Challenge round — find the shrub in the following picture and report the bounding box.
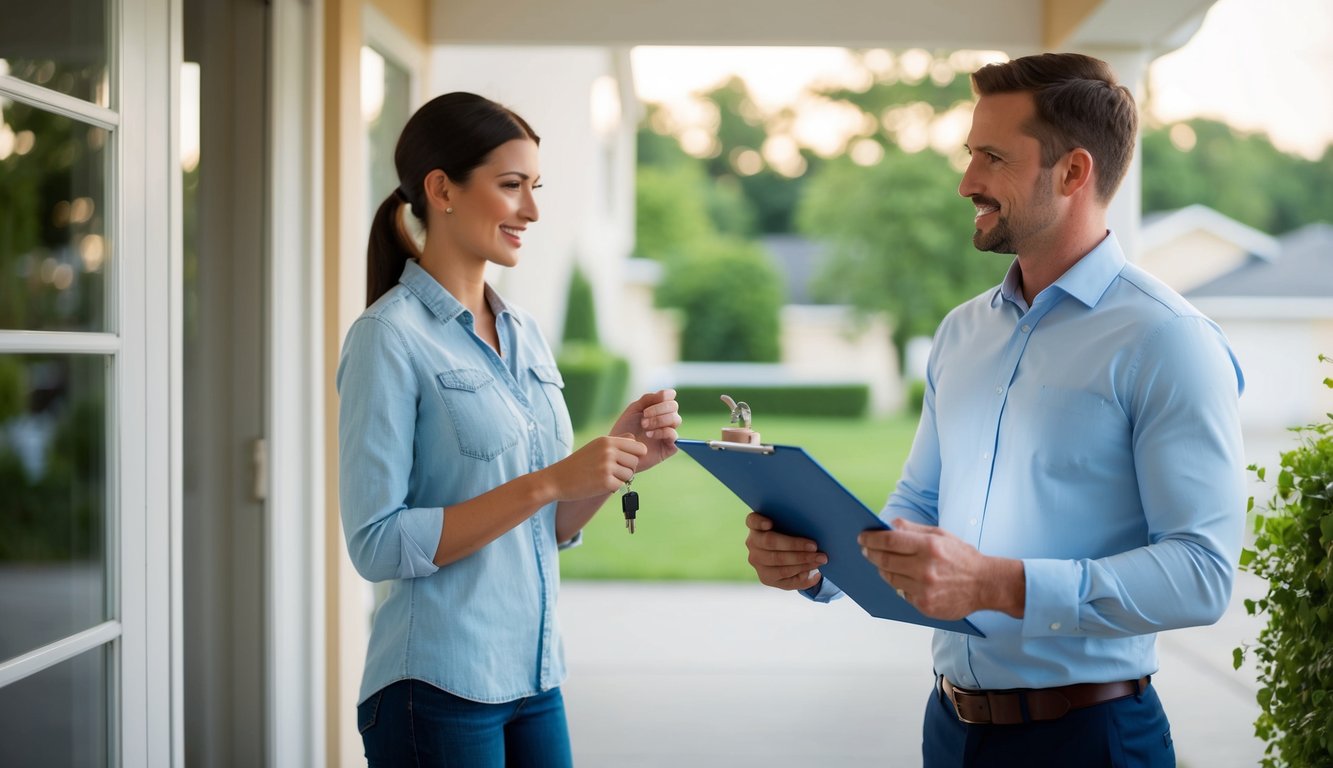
[674,384,869,419]
[557,342,614,432]
[1235,356,1333,767]
[655,238,783,363]
[561,265,599,344]
[556,263,629,431]
[907,379,927,414]
[595,353,630,423]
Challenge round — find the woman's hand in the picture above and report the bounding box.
[543,434,647,501]
[608,389,681,472]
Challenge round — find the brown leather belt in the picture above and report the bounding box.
[940,675,1149,725]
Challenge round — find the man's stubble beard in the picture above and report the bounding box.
[970,167,1056,255]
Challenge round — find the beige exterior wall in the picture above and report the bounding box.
[371,0,428,40]
[1044,0,1102,48]
[322,1,429,765]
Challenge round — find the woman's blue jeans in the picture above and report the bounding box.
[358,679,574,768]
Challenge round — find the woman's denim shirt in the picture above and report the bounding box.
[337,259,575,704]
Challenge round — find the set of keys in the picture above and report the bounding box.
[622,477,639,534]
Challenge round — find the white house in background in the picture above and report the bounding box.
[1138,207,1333,438]
[1139,204,1282,293]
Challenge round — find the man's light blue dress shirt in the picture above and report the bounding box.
[337,259,576,705]
[814,232,1245,689]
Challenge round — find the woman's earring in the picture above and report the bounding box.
[446,207,454,214]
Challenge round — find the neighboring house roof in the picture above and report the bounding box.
[1187,222,1333,298]
[1141,204,1281,263]
[761,234,828,305]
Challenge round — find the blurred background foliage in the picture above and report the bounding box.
[1,62,109,561]
[635,48,1333,367]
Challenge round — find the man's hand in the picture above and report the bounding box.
[858,518,1025,620]
[745,513,827,591]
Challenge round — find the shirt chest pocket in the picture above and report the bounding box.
[434,368,520,461]
[530,365,573,449]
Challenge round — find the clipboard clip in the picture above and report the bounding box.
[705,440,774,454]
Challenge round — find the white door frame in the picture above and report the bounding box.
[128,0,179,757]
[265,0,326,765]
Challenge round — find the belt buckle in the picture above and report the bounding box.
[944,681,993,725]
[944,679,1028,725]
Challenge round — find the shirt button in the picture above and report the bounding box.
[994,386,1003,395]
[1021,324,1031,333]
[528,422,536,432]
[981,451,990,460]
[1050,622,1062,631]
[969,518,978,526]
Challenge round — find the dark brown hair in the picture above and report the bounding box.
[971,53,1137,202]
[366,92,540,306]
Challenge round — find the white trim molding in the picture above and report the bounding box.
[266,0,326,765]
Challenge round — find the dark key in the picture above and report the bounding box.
[622,490,639,534]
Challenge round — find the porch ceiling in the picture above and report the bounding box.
[430,0,1216,54]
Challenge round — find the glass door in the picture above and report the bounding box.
[0,0,176,764]
[1,2,122,767]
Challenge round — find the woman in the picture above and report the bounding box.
[338,91,680,767]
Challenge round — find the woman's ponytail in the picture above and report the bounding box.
[365,191,419,307]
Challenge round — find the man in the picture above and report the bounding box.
[744,52,1244,767]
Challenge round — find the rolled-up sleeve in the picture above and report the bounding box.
[337,316,443,582]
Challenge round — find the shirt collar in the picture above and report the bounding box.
[398,259,522,326]
[990,230,1125,311]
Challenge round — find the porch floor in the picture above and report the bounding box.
[560,571,1267,767]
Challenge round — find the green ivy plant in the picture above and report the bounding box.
[1235,356,1333,767]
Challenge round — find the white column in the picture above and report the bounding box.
[1081,46,1150,262]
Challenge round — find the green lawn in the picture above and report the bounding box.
[559,413,922,581]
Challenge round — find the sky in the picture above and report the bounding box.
[631,0,1333,161]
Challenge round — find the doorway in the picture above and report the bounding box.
[182,0,269,764]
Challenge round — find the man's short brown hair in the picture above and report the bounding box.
[971,53,1137,202]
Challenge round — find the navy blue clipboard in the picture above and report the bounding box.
[678,438,983,636]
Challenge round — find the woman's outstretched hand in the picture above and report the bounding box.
[609,389,681,472]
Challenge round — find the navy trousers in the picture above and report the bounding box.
[923,680,1176,767]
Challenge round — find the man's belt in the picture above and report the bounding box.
[940,675,1149,725]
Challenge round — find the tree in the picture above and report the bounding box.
[796,147,1000,360]
[655,238,784,363]
[633,164,717,261]
[636,77,813,235]
[1141,118,1331,234]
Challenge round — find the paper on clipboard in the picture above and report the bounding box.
[678,438,983,636]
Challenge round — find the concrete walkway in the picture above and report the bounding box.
[559,571,1269,767]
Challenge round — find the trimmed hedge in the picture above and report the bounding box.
[673,384,870,419]
[907,379,927,413]
[557,342,629,432]
[562,266,598,344]
[595,353,630,423]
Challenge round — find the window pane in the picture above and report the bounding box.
[0,354,108,663]
[0,4,110,107]
[0,646,109,768]
[0,98,109,332]
[362,45,412,226]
